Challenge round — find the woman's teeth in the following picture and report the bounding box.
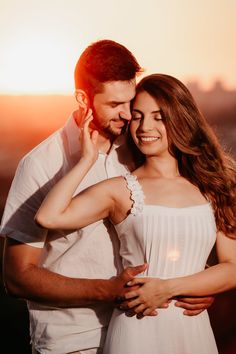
[139,137,160,142]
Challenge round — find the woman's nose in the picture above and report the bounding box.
[138,117,152,131]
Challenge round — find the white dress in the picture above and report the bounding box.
[103,173,218,354]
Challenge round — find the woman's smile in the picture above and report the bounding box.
[137,135,161,143]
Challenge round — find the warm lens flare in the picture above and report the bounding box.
[1,35,78,94]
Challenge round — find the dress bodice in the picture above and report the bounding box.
[114,173,217,278]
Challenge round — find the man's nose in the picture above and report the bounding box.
[119,107,132,121]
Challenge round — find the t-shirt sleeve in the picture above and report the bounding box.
[0,155,52,248]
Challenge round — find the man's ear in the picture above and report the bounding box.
[75,89,89,110]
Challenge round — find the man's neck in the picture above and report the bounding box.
[97,133,114,154]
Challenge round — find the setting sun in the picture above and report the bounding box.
[2,36,76,94]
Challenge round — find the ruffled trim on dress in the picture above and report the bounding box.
[123,173,145,216]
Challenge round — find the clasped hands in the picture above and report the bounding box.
[113,265,214,319]
[117,277,171,319]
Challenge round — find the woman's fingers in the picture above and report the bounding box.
[82,109,93,132]
[83,108,93,124]
[79,108,99,163]
[127,277,147,287]
[124,290,138,300]
[120,297,142,310]
[132,303,146,314]
[125,303,158,318]
[81,110,98,145]
[91,130,99,145]
[143,307,158,316]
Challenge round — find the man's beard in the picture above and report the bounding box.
[103,120,127,137]
[90,105,128,139]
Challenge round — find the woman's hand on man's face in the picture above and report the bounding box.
[80,109,99,164]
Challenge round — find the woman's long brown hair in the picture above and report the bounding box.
[129,74,236,237]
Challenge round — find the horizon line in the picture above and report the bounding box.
[0,78,236,96]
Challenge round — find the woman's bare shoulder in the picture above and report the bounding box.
[87,175,128,197]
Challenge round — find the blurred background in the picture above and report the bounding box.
[0,0,235,353]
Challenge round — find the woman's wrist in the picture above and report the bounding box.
[79,155,97,167]
[164,278,181,298]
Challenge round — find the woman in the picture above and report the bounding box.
[36,74,236,354]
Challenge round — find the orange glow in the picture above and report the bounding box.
[0,1,236,94]
[2,38,74,94]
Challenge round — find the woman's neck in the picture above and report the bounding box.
[142,155,180,179]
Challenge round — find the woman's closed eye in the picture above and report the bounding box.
[153,111,163,121]
[131,112,142,120]
[154,115,162,121]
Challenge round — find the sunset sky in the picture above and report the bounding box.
[0,0,236,94]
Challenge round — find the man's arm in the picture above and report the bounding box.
[3,237,147,307]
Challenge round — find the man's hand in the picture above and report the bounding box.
[174,296,215,316]
[109,264,148,303]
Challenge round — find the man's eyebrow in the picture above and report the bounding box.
[107,100,123,104]
[107,100,131,105]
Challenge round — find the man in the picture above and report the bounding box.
[1,40,213,354]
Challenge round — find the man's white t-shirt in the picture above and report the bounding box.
[0,113,134,354]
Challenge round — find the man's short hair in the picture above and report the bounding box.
[74,39,142,99]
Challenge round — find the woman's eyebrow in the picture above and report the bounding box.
[132,109,161,114]
[132,109,142,113]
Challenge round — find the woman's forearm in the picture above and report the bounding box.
[123,262,236,315]
[167,262,236,298]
